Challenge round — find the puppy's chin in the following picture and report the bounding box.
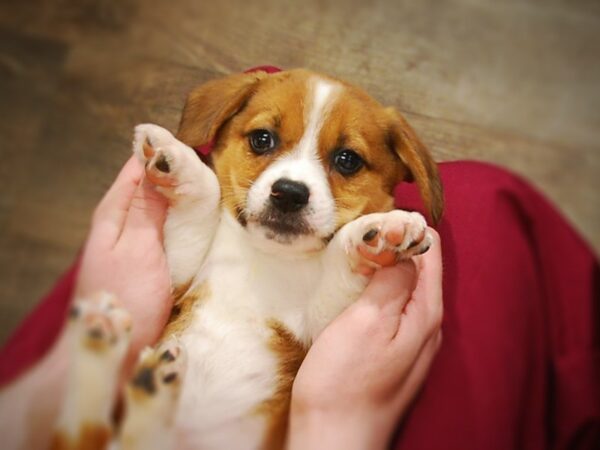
[245,211,328,257]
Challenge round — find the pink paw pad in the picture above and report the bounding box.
[350,211,431,276]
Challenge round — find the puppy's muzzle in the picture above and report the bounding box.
[270,179,310,213]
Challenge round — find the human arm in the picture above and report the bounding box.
[288,229,443,450]
[0,156,173,449]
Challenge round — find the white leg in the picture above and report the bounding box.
[132,124,221,288]
[306,210,431,341]
[52,292,132,450]
[119,339,186,450]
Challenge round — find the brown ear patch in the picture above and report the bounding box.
[176,71,268,149]
[255,319,307,450]
[386,108,444,224]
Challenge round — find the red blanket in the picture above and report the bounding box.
[0,163,597,448]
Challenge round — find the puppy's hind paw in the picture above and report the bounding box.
[68,291,132,356]
[121,338,186,450]
[128,338,187,402]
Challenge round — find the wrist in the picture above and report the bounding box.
[288,401,392,450]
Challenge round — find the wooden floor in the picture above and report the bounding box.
[0,0,598,343]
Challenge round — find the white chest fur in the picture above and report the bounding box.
[171,212,323,450]
[131,121,432,450]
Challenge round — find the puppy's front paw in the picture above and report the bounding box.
[132,123,201,196]
[343,210,431,275]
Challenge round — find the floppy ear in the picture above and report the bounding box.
[386,107,444,224]
[177,71,268,148]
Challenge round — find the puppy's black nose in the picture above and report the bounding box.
[270,179,310,213]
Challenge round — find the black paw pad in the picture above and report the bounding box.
[362,229,379,243]
[88,327,104,340]
[155,154,170,173]
[69,305,80,319]
[407,239,419,249]
[160,349,176,362]
[132,367,156,394]
[163,372,178,384]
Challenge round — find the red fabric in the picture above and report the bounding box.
[0,259,79,383]
[392,161,600,450]
[0,159,597,448]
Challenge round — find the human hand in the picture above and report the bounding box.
[75,156,172,364]
[289,229,443,450]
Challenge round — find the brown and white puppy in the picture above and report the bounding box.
[52,68,443,450]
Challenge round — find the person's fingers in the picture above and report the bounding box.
[91,156,145,245]
[355,261,418,340]
[360,261,417,311]
[391,329,442,413]
[392,230,443,353]
[118,176,168,244]
[413,228,443,320]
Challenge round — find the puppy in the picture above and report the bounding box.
[52,68,443,450]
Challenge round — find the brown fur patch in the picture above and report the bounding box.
[177,71,268,148]
[50,423,110,450]
[319,87,404,228]
[172,279,193,304]
[256,319,307,450]
[385,108,444,223]
[177,69,442,232]
[159,282,209,342]
[210,71,307,223]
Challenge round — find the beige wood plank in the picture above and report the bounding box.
[0,0,598,344]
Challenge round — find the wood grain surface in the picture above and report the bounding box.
[0,0,598,343]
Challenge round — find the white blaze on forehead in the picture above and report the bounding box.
[295,77,341,159]
[244,76,342,251]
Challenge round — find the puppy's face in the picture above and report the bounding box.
[178,69,442,255]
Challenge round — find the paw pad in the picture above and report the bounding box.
[129,339,186,399]
[69,292,131,353]
[154,153,171,173]
[348,211,431,275]
[132,124,184,188]
[362,228,379,244]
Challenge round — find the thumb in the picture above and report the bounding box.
[361,261,417,308]
[358,260,417,326]
[91,156,144,246]
[119,176,168,244]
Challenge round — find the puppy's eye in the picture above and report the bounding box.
[249,129,277,154]
[332,149,364,176]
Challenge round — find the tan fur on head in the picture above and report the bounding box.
[177,71,268,149]
[177,69,443,232]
